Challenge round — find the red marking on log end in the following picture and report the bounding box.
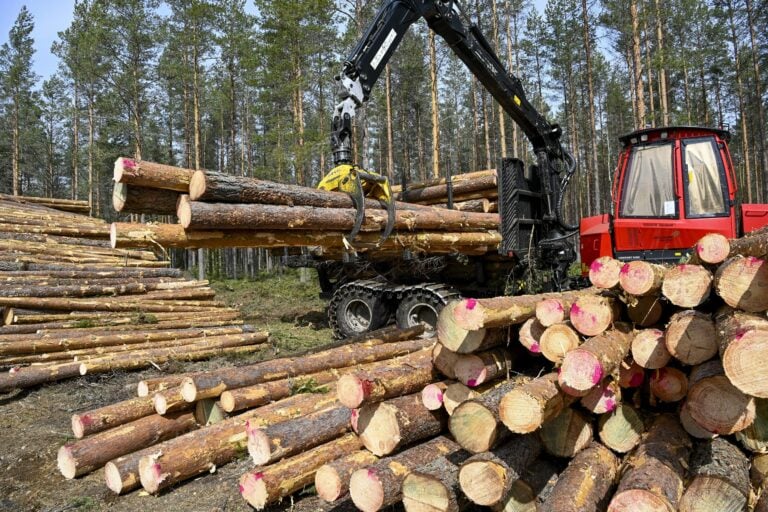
[123,158,136,169]
[620,263,630,275]
[254,472,264,480]
[465,298,478,310]
[747,256,763,267]
[360,379,374,398]
[350,409,359,431]
[467,379,477,387]
[435,391,443,402]
[629,372,644,387]
[238,484,245,493]
[79,415,94,427]
[555,302,564,313]
[530,343,541,353]
[605,399,616,412]
[734,329,748,341]
[367,468,377,478]
[592,366,603,384]
[590,260,603,273]
[9,366,20,375]
[696,243,704,254]
[678,264,688,271]
[570,303,582,316]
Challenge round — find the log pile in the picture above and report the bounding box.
[109,158,501,256]
[0,193,91,215]
[391,169,499,211]
[0,198,264,392]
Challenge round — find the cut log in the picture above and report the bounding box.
[589,256,624,289]
[490,458,559,512]
[180,337,432,402]
[247,406,351,465]
[58,411,196,479]
[432,343,460,379]
[680,401,717,439]
[499,373,570,434]
[716,308,768,398]
[349,436,462,512]
[650,367,688,402]
[558,324,632,397]
[664,310,717,365]
[112,182,179,215]
[0,361,82,393]
[618,358,646,388]
[239,433,362,510]
[626,295,664,327]
[631,328,671,369]
[539,407,593,458]
[569,295,619,337]
[539,323,581,364]
[580,378,620,414]
[137,375,188,397]
[153,387,188,415]
[735,398,768,452]
[113,157,194,192]
[357,392,447,456]
[315,449,379,503]
[436,301,509,354]
[458,435,541,507]
[71,393,186,438]
[686,360,756,434]
[398,173,497,202]
[619,261,666,296]
[392,169,496,193]
[598,403,644,453]
[678,438,749,512]
[661,264,713,307]
[401,450,473,512]
[714,256,768,312]
[433,198,491,213]
[449,379,522,453]
[690,232,730,264]
[540,442,619,512]
[421,381,449,411]
[447,294,541,332]
[535,297,573,327]
[453,347,512,387]
[517,317,544,354]
[442,382,479,415]
[607,414,691,512]
[336,349,436,408]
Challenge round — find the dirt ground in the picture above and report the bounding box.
[0,272,377,512]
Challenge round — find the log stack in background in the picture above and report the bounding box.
[109,158,502,257]
[0,197,265,392]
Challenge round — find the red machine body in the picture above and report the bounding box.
[580,126,768,270]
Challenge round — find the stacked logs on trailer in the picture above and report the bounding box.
[109,157,502,258]
[0,197,266,392]
[390,169,499,212]
[0,193,92,215]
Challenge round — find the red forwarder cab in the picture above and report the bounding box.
[580,126,768,270]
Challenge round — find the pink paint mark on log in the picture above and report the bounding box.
[79,415,94,427]
[605,399,616,412]
[590,260,603,273]
[678,264,688,271]
[350,409,359,431]
[696,243,704,254]
[238,484,245,494]
[747,256,762,267]
[570,303,582,316]
[360,379,374,398]
[592,365,603,385]
[620,263,631,275]
[435,391,444,402]
[367,468,378,478]
[253,472,264,480]
[629,372,644,387]
[555,302,564,313]
[467,379,478,387]
[123,158,136,169]
[465,298,478,310]
[530,342,541,353]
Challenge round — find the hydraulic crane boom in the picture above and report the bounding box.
[331,0,576,232]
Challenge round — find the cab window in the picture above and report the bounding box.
[683,139,728,217]
[620,143,676,218]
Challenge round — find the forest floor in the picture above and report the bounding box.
[0,271,375,512]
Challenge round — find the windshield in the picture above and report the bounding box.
[684,139,727,217]
[620,143,676,217]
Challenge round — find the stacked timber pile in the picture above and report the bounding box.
[109,158,501,257]
[0,193,91,215]
[0,197,265,392]
[391,169,499,212]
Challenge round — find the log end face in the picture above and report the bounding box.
[180,378,197,403]
[247,428,271,465]
[177,195,192,229]
[608,489,674,512]
[315,465,343,503]
[337,374,366,409]
[695,233,730,264]
[112,182,127,212]
[500,391,543,434]
[138,454,165,494]
[454,354,488,387]
[559,350,603,397]
[104,462,125,494]
[402,473,450,512]
[536,298,566,327]
[188,170,207,201]
[153,393,169,415]
[589,256,622,289]
[357,403,400,456]
[239,471,268,510]
[688,376,756,435]
[350,468,384,512]
[679,475,747,512]
[421,383,445,411]
[619,360,645,388]
[219,391,235,413]
[459,460,506,506]
[619,261,654,296]
[722,330,768,398]
[71,414,86,439]
[57,445,77,479]
[650,367,688,402]
[449,401,498,453]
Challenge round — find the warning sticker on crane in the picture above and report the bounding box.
[372,29,397,70]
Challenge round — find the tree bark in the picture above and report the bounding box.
[541,442,618,512]
[113,157,194,192]
[315,449,379,503]
[678,438,749,512]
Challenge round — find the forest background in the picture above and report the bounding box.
[0,0,765,277]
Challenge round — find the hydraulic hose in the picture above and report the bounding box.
[556,148,579,232]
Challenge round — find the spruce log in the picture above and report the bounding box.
[458,435,541,507]
[729,229,768,259]
[716,309,768,398]
[541,442,618,512]
[391,169,496,193]
[687,360,756,434]
[535,297,572,327]
[0,295,221,313]
[153,387,188,415]
[690,232,730,264]
[517,317,544,354]
[664,310,717,365]
[349,436,462,512]
[714,256,768,312]
[112,182,179,215]
[558,324,632,397]
[631,328,671,369]
[401,450,473,512]
[449,379,522,453]
[447,295,541,331]
[433,198,491,213]
[650,367,688,402]
[336,350,436,408]
[357,392,447,456]
[442,382,479,415]
[71,393,188,438]
[539,323,581,364]
[490,458,559,512]
[432,343,460,379]
[178,198,500,232]
[607,414,691,512]
[58,411,196,479]
[661,264,713,307]
[735,398,768,452]
[436,301,508,353]
[315,449,379,503]
[499,373,569,434]
[580,378,620,414]
[626,295,664,327]
[239,433,362,510]
[421,381,449,411]
[598,403,644,453]
[0,361,82,392]
[589,256,624,289]
[113,157,194,192]
[398,174,497,203]
[137,375,190,397]
[453,347,512,387]
[678,438,749,512]
[619,261,666,296]
[180,338,432,402]
[194,398,225,426]
[246,406,351,465]
[539,407,593,458]
[569,295,619,337]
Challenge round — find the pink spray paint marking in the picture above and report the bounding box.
[465,298,478,310]
[629,372,644,387]
[530,342,541,353]
[80,415,94,427]
[605,399,616,412]
[238,484,245,493]
[467,379,478,387]
[696,243,705,254]
[254,472,264,480]
[590,260,603,273]
[678,264,688,271]
[367,468,378,478]
[570,303,582,316]
[123,158,136,169]
[592,365,603,385]
[620,263,630,275]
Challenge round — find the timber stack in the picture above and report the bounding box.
[391,168,499,212]
[0,197,265,392]
[109,157,501,257]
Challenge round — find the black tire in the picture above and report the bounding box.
[395,290,444,336]
[331,286,389,339]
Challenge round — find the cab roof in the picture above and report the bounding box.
[619,126,731,146]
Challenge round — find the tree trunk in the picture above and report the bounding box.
[113,157,194,192]
[541,442,618,512]
[71,393,186,438]
[315,449,379,503]
[558,324,632,397]
[630,0,646,128]
[429,31,440,179]
[678,438,749,512]
[449,379,522,453]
